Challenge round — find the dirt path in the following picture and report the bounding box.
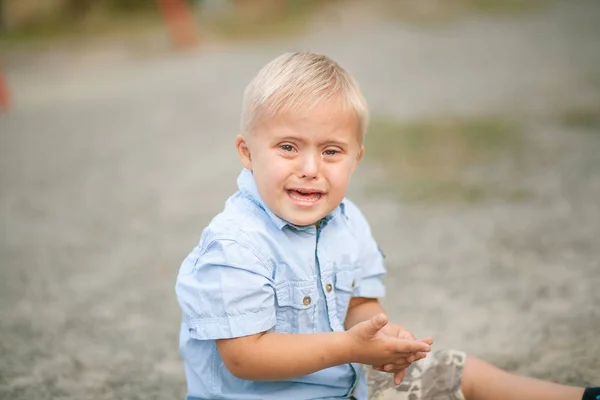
[1,1,599,398]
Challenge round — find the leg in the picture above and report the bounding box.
[367,349,586,400]
[461,355,584,400]
[368,349,467,400]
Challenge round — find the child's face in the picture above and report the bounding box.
[236,100,364,227]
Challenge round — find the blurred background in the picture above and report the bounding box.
[1,0,599,399]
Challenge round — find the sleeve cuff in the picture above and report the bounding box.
[355,277,386,298]
[186,308,276,340]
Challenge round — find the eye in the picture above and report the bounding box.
[323,149,339,156]
[280,144,294,152]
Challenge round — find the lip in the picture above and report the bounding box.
[286,187,325,195]
[286,188,325,208]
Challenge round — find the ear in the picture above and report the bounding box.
[352,145,364,171]
[235,134,253,170]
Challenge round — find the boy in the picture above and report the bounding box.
[176,52,596,400]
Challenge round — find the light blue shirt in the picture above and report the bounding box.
[176,168,387,400]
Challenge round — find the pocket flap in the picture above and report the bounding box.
[335,269,358,292]
[275,281,319,309]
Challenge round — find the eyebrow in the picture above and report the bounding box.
[273,135,349,147]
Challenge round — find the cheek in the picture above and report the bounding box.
[269,158,291,179]
[254,150,280,171]
[325,161,354,190]
[255,156,290,187]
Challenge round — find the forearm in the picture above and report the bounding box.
[217,331,352,381]
[344,297,386,330]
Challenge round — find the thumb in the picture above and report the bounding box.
[367,313,388,334]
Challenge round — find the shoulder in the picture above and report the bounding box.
[341,198,372,233]
[196,191,279,268]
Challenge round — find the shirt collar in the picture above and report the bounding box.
[236,168,347,231]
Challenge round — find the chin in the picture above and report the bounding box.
[286,217,319,227]
[285,212,328,227]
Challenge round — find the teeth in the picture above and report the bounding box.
[289,191,322,201]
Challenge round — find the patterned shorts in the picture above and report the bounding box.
[365,349,467,400]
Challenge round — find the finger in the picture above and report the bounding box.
[367,313,388,334]
[393,325,416,341]
[415,351,428,360]
[396,356,412,367]
[382,364,408,373]
[398,330,416,341]
[386,352,414,360]
[372,365,384,372]
[398,331,414,340]
[418,336,434,345]
[394,369,406,385]
[382,359,410,372]
[393,339,431,354]
[383,362,409,372]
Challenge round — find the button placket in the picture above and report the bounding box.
[323,272,344,330]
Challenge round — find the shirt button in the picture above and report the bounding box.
[302,296,311,306]
[325,283,333,293]
[351,280,356,289]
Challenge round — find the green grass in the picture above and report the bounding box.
[0,9,163,48]
[557,71,600,131]
[0,0,340,49]
[456,0,547,13]
[198,0,332,41]
[365,115,529,204]
[381,0,549,25]
[559,106,600,130]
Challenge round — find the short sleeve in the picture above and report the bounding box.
[346,201,387,298]
[175,239,276,340]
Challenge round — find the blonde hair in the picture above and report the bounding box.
[241,52,369,142]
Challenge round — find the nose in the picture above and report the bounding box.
[298,150,320,179]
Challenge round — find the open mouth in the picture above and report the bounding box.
[287,189,324,203]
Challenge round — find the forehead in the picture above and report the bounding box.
[254,100,361,144]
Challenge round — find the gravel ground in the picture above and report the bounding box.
[1,1,599,399]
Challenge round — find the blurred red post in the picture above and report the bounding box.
[0,64,10,111]
[157,0,199,49]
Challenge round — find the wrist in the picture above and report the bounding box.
[340,330,360,364]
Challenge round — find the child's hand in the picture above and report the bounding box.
[346,314,431,367]
[372,323,434,385]
[381,323,433,362]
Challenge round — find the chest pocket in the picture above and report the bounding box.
[274,281,319,334]
[334,269,359,322]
